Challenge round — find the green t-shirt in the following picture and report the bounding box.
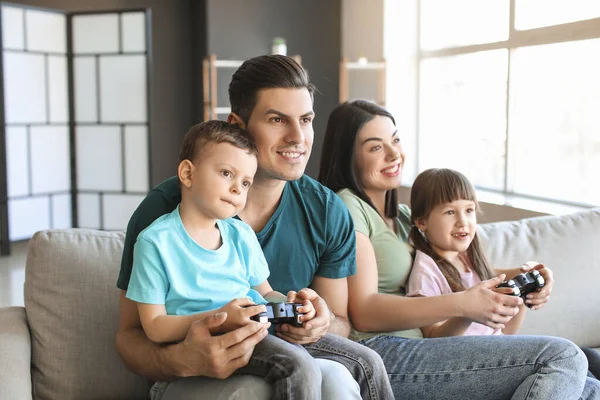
[117,175,356,295]
[337,189,423,341]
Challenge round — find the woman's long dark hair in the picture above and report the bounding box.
[318,100,399,218]
[409,168,495,292]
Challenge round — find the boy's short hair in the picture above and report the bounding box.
[229,55,316,123]
[179,120,258,163]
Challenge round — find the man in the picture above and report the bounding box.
[116,55,392,400]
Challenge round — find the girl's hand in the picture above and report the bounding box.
[462,275,522,329]
[520,262,553,310]
[286,290,317,323]
[218,298,267,332]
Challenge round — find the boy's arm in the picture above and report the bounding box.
[252,281,287,303]
[138,303,223,343]
[116,292,269,380]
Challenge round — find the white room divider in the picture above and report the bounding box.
[72,11,149,231]
[0,4,150,254]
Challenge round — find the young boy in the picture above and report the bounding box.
[127,120,329,399]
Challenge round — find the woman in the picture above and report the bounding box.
[318,100,599,399]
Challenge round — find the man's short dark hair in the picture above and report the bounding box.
[179,120,258,164]
[228,55,316,123]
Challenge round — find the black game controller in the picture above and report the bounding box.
[496,270,546,303]
[251,302,304,327]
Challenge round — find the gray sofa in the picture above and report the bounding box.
[1,209,599,400]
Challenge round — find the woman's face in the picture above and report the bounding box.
[353,115,405,193]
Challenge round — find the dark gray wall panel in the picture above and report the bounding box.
[207,0,341,178]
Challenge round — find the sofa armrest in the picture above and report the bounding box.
[0,307,32,400]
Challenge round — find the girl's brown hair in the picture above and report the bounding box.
[409,168,494,292]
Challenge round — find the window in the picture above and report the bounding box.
[416,0,600,208]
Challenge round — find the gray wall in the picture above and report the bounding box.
[206,0,341,178]
[341,0,384,103]
[6,0,198,186]
[9,0,343,180]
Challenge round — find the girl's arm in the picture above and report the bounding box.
[348,232,521,333]
[502,303,527,334]
[495,262,553,310]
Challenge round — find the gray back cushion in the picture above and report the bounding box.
[479,208,600,348]
[25,229,150,400]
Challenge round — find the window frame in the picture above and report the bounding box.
[416,0,600,209]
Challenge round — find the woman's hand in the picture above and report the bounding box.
[461,275,522,330]
[520,262,553,310]
[217,298,267,332]
[275,288,329,345]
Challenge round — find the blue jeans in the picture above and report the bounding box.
[581,347,600,380]
[150,361,359,400]
[152,333,392,399]
[361,334,600,400]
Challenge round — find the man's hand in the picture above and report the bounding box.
[176,312,269,379]
[519,262,553,310]
[217,298,267,333]
[461,275,522,330]
[275,288,330,345]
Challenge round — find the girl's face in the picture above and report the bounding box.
[416,199,477,260]
[353,116,405,194]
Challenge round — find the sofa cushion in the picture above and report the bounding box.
[479,208,600,348]
[25,229,150,400]
[0,307,32,400]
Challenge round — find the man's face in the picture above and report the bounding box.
[244,88,314,181]
[186,142,257,220]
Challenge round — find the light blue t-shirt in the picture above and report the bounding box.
[126,206,269,316]
[118,175,356,295]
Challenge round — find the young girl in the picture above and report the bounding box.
[406,168,538,337]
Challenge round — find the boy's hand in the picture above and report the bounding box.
[286,290,316,323]
[217,298,267,333]
[520,262,553,310]
[276,288,329,345]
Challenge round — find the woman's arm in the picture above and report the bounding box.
[418,313,473,338]
[349,233,521,333]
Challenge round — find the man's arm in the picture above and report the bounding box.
[311,275,351,337]
[115,291,269,381]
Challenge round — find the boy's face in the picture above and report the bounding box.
[244,88,314,182]
[184,142,258,220]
